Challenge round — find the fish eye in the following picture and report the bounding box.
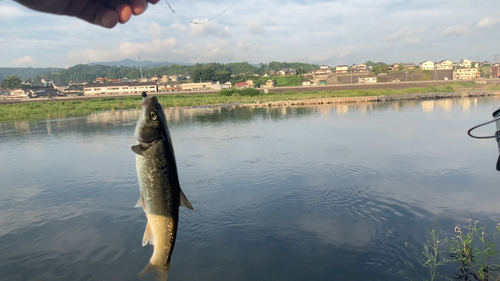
[149,111,158,121]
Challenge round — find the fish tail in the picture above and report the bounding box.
[139,262,170,281]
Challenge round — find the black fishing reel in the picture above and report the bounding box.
[468,108,500,171]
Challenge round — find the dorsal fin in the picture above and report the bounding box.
[180,189,193,210]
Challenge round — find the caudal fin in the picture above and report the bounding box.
[139,262,170,281]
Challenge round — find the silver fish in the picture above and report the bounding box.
[132,92,193,281]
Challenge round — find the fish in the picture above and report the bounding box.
[132,92,193,281]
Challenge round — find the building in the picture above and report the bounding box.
[83,82,157,95]
[69,79,88,86]
[354,63,369,73]
[53,83,69,92]
[459,59,472,68]
[358,77,377,84]
[235,81,254,89]
[181,82,214,91]
[320,65,332,70]
[277,69,288,76]
[302,80,316,86]
[261,80,276,88]
[336,65,349,74]
[453,68,480,80]
[390,63,400,71]
[436,60,453,70]
[41,78,54,87]
[158,83,182,92]
[419,60,435,70]
[402,63,416,70]
[310,69,333,76]
[492,65,500,78]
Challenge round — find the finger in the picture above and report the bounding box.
[116,3,132,23]
[76,2,119,28]
[129,0,148,15]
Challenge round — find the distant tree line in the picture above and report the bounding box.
[24,61,320,84]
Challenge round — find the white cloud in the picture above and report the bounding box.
[308,50,352,64]
[237,41,251,52]
[189,19,231,38]
[245,22,265,35]
[170,20,188,31]
[172,40,234,62]
[119,38,178,57]
[148,22,169,40]
[0,5,27,19]
[477,17,500,28]
[442,25,468,36]
[405,37,421,45]
[386,27,411,41]
[12,56,36,66]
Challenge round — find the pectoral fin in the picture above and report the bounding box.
[131,145,145,156]
[179,189,193,210]
[135,193,145,209]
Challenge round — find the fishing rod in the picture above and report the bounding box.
[468,108,500,170]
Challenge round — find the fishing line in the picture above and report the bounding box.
[467,116,500,139]
[164,0,240,24]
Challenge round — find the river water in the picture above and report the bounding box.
[1,97,500,281]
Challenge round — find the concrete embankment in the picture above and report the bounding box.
[237,91,500,108]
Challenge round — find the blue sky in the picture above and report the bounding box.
[1,0,500,68]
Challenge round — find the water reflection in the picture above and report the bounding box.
[1,96,500,280]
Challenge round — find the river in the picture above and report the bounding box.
[1,97,500,281]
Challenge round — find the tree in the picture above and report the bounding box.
[214,71,231,83]
[398,64,404,71]
[201,67,215,81]
[192,68,203,83]
[2,76,22,89]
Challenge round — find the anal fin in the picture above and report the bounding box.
[135,193,145,209]
[142,222,153,247]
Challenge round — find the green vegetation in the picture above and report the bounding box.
[401,219,500,281]
[218,88,260,97]
[0,83,474,121]
[24,62,321,85]
[1,76,22,89]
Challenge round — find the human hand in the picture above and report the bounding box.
[15,0,160,28]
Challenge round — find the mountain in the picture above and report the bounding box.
[0,67,55,81]
[89,59,193,68]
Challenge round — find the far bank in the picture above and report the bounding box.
[1,82,500,121]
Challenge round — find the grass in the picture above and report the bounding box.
[0,82,489,121]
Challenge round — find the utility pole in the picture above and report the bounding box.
[138,56,143,79]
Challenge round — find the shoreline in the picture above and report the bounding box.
[192,90,500,109]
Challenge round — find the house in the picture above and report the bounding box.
[158,83,182,92]
[459,59,472,68]
[150,76,159,82]
[261,79,275,88]
[94,77,110,83]
[402,63,416,70]
[390,63,400,71]
[69,79,87,86]
[181,82,214,91]
[110,79,121,83]
[320,65,332,70]
[336,65,349,74]
[222,81,232,89]
[453,68,480,80]
[358,77,377,84]
[419,60,435,70]
[160,75,170,83]
[354,63,369,73]
[41,78,53,87]
[436,60,453,70]
[9,89,28,96]
[30,89,61,98]
[53,83,69,92]
[31,82,45,88]
[277,69,288,76]
[310,69,333,76]
[83,82,157,95]
[302,80,316,86]
[235,81,254,89]
[287,69,298,75]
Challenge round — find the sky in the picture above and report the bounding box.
[1,0,500,68]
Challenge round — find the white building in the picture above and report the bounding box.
[419,60,435,70]
[83,82,157,96]
[358,77,377,84]
[436,60,453,70]
[453,68,480,80]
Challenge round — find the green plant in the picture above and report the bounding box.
[449,220,500,281]
[400,219,450,281]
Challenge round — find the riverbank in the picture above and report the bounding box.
[0,83,499,121]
